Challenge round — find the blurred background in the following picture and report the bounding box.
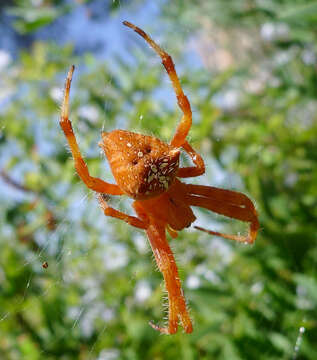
[0,0,317,359]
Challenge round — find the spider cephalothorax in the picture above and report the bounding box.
[59,21,259,334]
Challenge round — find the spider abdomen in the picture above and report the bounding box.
[99,130,180,200]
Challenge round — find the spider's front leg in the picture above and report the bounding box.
[123,21,192,148]
[98,194,148,229]
[60,66,123,195]
[177,141,205,178]
[145,220,193,334]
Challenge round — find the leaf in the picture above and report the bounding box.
[278,2,317,22]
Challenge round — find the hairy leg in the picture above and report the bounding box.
[177,141,205,178]
[185,184,259,243]
[60,66,123,195]
[145,220,193,334]
[123,21,192,148]
[98,194,148,229]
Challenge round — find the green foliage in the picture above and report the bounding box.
[1,1,317,359]
[4,0,127,33]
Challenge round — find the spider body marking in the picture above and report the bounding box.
[59,21,259,335]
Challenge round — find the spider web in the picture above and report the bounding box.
[0,2,162,359]
[0,1,313,359]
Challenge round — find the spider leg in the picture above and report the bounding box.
[98,194,148,230]
[185,184,259,243]
[145,220,193,334]
[60,66,123,195]
[123,21,192,148]
[177,141,205,178]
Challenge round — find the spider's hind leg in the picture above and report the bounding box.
[185,184,259,244]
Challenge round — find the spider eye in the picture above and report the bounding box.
[132,159,138,165]
[145,146,151,153]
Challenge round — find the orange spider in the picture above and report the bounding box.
[59,21,259,335]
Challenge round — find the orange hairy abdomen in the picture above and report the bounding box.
[99,130,180,200]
